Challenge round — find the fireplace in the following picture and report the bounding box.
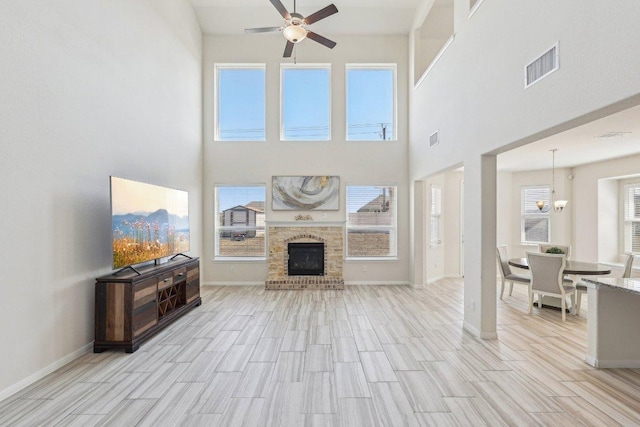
[265,223,344,290]
[288,242,324,276]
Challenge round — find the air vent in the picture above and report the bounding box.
[429,130,439,147]
[596,132,631,139]
[525,44,558,88]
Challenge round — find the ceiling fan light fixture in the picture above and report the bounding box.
[283,24,307,43]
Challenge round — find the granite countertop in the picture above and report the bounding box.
[582,277,640,294]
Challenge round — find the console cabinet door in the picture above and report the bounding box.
[133,277,158,337]
[186,264,200,303]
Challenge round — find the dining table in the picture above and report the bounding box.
[508,257,612,311]
[508,258,612,276]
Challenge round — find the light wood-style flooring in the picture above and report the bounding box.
[2,279,640,426]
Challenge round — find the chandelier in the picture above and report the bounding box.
[537,148,568,213]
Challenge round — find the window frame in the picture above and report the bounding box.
[214,184,266,261]
[623,182,640,255]
[214,63,266,142]
[345,184,398,260]
[280,63,332,141]
[345,63,397,142]
[521,185,551,244]
[430,185,442,246]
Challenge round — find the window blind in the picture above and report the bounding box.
[624,184,640,253]
[346,186,397,257]
[430,185,442,245]
[521,186,550,243]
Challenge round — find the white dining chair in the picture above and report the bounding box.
[496,245,530,299]
[526,252,576,322]
[574,253,634,316]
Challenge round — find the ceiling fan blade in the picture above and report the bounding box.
[270,0,291,20]
[283,41,294,58]
[245,26,281,34]
[306,31,337,49]
[304,4,338,25]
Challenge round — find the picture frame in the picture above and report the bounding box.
[272,176,340,211]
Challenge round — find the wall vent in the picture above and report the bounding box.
[596,132,631,139]
[429,130,439,147]
[525,44,558,88]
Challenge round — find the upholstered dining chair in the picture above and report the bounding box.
[538,244,572,259]
[574,253,635,316]
[526,252,576,322]
[496,245,530,299]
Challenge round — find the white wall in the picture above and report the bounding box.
[0,0,202,400]
[574,153,640,262]
[444,170,464,277]
[410,0,640,336]
[202,35,410,285]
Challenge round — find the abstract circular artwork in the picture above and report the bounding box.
[272,176,340,210]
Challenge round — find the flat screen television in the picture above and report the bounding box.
[110,176,190,270]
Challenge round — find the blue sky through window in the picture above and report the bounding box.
[217,67,265,141]
[282,67,330,140]
[347,68,394,141]
[217,186,265,212]
[216,64,396,142]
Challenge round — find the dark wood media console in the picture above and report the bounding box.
[94,257,200,353]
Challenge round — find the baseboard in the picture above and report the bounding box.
[463,321,498,340]
[584,355,640,368]
[344,281,410,286]
[426,275,445,284]
[0,342,93,403]
[203,281,411,286]
[203,281,265,286]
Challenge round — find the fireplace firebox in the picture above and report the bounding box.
[288,242,324,276]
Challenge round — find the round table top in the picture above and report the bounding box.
[508,257,612,276]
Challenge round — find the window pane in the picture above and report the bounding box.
[217,67,265,141]
[524,217,549,243]
[282,67,330,140]
[430,186,441,244]
[521,186,550,243]
[347,229,391,257]
[215,186,265,257]
[523,187,550,214]
[347,67,395,141]
[624,184,640,254]
[346,186,397,257]
[633,222,640,253]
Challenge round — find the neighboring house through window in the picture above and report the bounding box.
[346,185,397,258]
[215,185,266,258]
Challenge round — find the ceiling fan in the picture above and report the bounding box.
[245,0,339,58]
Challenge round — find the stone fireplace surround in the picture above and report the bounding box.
[265,221,345,290]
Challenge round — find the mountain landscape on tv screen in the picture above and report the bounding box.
[112,209,190,268]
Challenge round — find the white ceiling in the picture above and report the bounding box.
[497,105,640,172]
[189,0,640,172]
[189,0,424,36]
